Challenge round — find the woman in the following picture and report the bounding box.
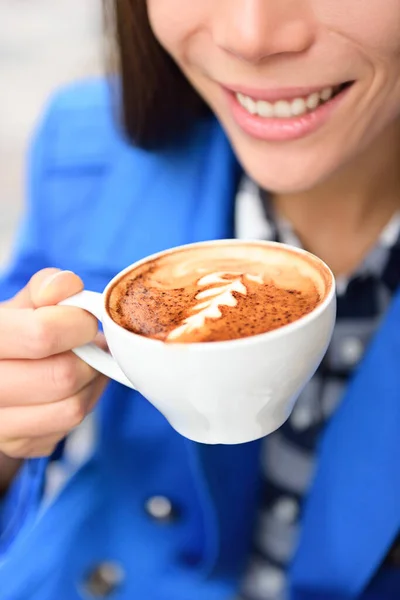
[1,1,400,598]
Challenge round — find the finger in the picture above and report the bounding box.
[87,374,109,411]
[0,305,98,359]
[1,434,67,459]
[3,268,62,309]
[0,381,102,439]
[4,269,84,310]
[29,270,84,309]
[0,352,98,407]
[94,332,109,352]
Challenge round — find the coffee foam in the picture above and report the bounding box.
[107,243,330,343]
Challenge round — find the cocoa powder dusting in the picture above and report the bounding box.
[108,273,320,343]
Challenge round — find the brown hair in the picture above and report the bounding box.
[104,0,208,149]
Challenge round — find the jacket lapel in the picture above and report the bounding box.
[291,289,400,598]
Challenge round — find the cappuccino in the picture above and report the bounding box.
[107,242,329,343]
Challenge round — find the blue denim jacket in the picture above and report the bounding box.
[0,78,400,600]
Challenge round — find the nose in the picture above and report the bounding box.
[213,0,316,63]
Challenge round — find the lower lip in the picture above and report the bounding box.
[225,86,352,142]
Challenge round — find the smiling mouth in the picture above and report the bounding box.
[233,82,353,119]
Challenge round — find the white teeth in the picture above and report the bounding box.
[273,100,292,118]
[245,96,257,114]
[238,93,257,114]
[291,98,307,116]
[305,92,320,110]
[320,87,333,101]
[236,85,337,119]
[256,100,274,117]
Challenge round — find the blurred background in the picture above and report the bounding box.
[0,0,102,267]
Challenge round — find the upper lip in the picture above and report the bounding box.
[222,83,344,102]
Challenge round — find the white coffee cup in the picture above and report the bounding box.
[61,240,336,445]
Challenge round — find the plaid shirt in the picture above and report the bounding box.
[235,177,400,600]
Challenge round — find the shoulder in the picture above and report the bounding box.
[36,77,126,169]
[34,76,234,172]
[49,77,111,112]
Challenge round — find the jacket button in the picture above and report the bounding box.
[81,562,125,598]
[145,495,177,522]
[340,336,364,366]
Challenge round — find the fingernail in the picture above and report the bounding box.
[40,270,75,291]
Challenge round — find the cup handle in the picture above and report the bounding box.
[59,291,135,389]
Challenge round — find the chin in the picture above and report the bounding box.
[212,109,348,194]
[244,162,329,194]
[229,137,343,194]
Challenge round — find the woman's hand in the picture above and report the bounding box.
[0,269,108,461]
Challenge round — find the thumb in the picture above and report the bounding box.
[5,268,63,309]
[30,269,84,308]
[4,269,85,310]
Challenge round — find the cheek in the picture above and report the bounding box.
[317,0,400,55]
[327,0,400,124]
[146,0,208,61]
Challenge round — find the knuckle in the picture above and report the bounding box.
[64,396,86,428]
[51,354,80,395]
[29,312,57,358]
[33,449,54,458]
[29,443,59,458]
[2,439,32,459]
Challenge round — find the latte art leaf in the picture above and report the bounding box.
[167,272,263,341]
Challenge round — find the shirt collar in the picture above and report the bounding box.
[235,175,400,295]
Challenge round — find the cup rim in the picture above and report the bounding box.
[102,239,336,350]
